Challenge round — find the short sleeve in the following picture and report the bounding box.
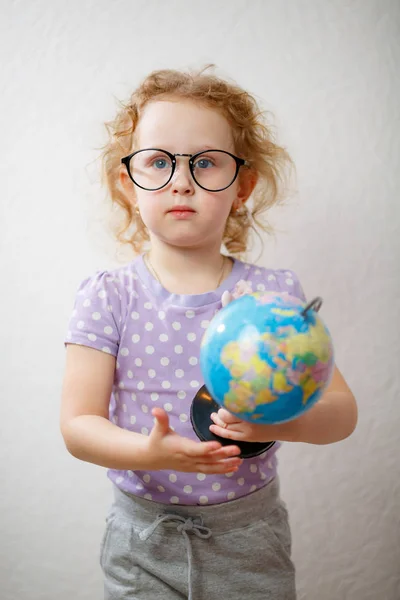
[275,269,307,302]
[64,271,121,356]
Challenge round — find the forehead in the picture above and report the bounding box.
[136,99,235,152]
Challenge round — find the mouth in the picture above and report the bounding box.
[167,205,196,213]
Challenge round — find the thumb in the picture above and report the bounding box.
[151,407,170,437]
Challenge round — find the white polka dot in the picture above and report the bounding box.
[120,347,129,356]
[199,496,209,504]
[137,381,145,390]
[162,381,171,389]
[250,485,257,492]
[267,274,276,281]
[144,493,152,500]
[83,299,91,307]
[183,485,192,494]
[163,403,172,412]
[260,472,267,480]
[187,333,196,342]
[177,391,186,400]
[88,333,97,341]
[145,322,154,331]
[127,470,134,477]
[116,476,124,484]
[151,393,159,401]
[286,278,294,286]
[179,413,188,423]
[98,290,107,299]
[201,320,210,329]
[170,496,179,504]
[130,415,136,424]
[257,284,266,291]
[102,346,112,353]
[169,474,177,483]
[148,369,156,378]
[197,473,206,481]
[104,325,113,335]
[132,334,140,343]
[135,358,142,367]
[212,482,221,491]
[159,334,169,342]
[144,302,152,309]
[141,427,149,435]
[131,393,137,401]
[122,404,127,412]
[172,321,181,330]
[131,312,139,320]
[127,368,134,378]
[174,345,183,354]
[107,305,113,312]
[175,369,184,378]
[250,464,258,473]
[143,474,151,483]
[136,482,144,490]
[157,485,165,492]
[185,310,195,319]
[285,271,292,276]
[146,346,155,354]
[77,320,85,329]
[227,491,236,500]
[161,357,170,366]
[92,312,101,320]
[158,311,166,320]
[141,404,149,413]
[225,472,234,478]
[189,357,198,365]
[118,381,125,389]
[244,264,251,270]
[190,380,200,388]
[237,478,245,486]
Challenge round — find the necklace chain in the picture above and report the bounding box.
[145,253,227,289]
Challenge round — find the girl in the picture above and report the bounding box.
[61,67,357,600]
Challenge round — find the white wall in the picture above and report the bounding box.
[1,1,399,598]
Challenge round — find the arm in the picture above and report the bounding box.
[210,365,358,445]
[60,344,243,473]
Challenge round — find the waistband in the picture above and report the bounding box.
[112,476,281,533]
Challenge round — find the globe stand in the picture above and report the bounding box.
[190,385,275,459]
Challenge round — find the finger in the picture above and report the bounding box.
[208,445,242,459]
[210,412,228,428]
[196,459,242,474]
[151,407,170,436]
[217,408,242,424]
[209,424,246,441]
[181,438,222,457]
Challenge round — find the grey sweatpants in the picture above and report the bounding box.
[100,477,296,599]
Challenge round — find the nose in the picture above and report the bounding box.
[171,160,195,195]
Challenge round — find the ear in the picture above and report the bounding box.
[234,169,258,210]
[119,166,135,196]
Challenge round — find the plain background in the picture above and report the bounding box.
[1,1,399,599]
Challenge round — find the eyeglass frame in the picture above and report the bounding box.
[120,148,250,192]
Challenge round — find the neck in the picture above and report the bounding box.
[145,238,232,295]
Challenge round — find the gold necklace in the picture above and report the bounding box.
[145,253,228,289]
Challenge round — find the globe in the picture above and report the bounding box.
[199,291,335,425]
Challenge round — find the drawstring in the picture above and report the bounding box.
[139,513,212,600]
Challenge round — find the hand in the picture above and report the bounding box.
[209,408,293,443]
[146,408,243,474]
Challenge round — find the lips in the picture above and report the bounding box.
[168,205,196,213]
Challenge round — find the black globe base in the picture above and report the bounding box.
[190,385,275,459]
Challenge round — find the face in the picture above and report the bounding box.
[120,99,254,250]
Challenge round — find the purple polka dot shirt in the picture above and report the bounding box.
[65,254,306,506]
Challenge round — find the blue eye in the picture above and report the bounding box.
[195,158,213,169]
[152,158,169,169]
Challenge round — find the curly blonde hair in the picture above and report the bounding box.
[100,66,293,256]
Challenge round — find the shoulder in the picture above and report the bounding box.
[234,261,306,302]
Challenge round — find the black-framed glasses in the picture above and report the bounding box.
[121,148,249,192]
